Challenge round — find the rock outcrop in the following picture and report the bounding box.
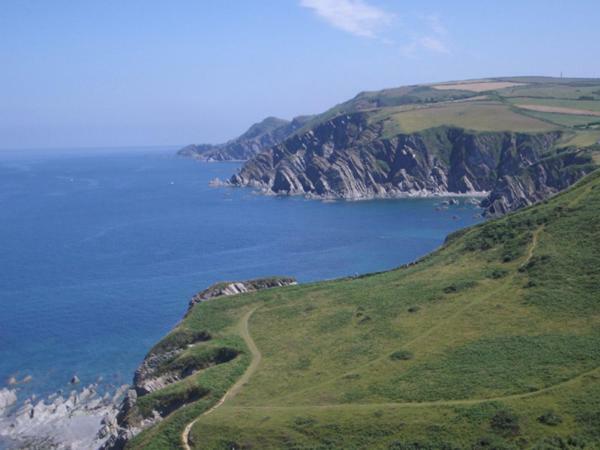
[187,276,297,313]
[0,388,16,413]
[178,116,313,161]
[481,149,596,215]
[229,112,597,215]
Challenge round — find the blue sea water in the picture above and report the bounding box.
[0,147,483,402]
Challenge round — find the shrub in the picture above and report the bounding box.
[390,350,414,361]
[487,268,509,279]
[443,281,476,294]
[538,411,563,426]
[472,435,517,449]
[408,306,420,313]
[490,410,520,436]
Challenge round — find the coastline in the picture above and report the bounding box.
[0,155,484,449]
[211,177,490,201]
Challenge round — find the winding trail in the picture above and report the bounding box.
[181,306,261,450]
[236,365,600,412]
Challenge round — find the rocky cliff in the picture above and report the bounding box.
[230,112,597,215]
[178,116,313,161]
[102,276,296,450]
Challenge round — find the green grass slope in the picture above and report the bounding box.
[128,169,600,449]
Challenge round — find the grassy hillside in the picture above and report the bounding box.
[296,77,600,149]
[128,168,600,449]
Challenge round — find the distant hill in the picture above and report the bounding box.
[178,115,313,161]
[107,169,600,450]
[230,77,600,215]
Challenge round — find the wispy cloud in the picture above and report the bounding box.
[424,14,446,36]
[300,0,394,38]
[419,36,449,54]
[400,14,451,57]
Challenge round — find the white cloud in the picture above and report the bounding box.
[300,0,393,38]
[419,36,449,54]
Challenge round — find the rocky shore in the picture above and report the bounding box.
[0,384,128,450]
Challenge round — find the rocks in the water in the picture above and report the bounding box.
[7,376,17,385]
[208,177,228,187]
[70,375,80,384]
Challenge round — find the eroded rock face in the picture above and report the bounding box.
[229,113,595,215]
[481,150,595,215]
[187,277,297,312]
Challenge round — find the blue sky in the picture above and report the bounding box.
[1,0,599,149]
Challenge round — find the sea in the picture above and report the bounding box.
[0,146,483,407]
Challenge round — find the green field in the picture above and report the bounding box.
[381,102,559,134]
[507,97,600,113]
[127,168,600,449]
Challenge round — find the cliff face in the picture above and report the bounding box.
[482,150,596,215]
[230,113,596,215]
[178,116,312,161]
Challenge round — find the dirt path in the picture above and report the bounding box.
[525,227,543,264]
[276,283,511,403]
[181,306,261,450]
[236,366,600,412]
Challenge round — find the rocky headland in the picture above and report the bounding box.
[229,113,597,216]
[178,116,313,161]
[101,276,296,450]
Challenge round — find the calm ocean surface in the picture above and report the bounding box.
[0,147,483,401]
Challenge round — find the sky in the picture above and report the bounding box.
[1,0,600,149]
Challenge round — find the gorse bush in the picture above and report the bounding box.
[490,410,520,436]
